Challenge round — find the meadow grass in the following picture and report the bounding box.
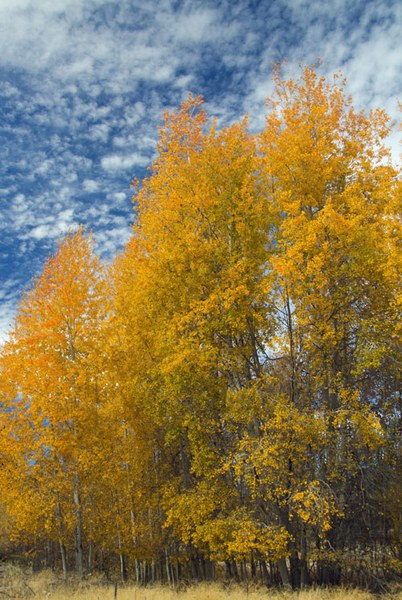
[22,582,402,600]
[1,566,401,600]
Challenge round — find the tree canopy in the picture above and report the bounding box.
[0,67,401,589]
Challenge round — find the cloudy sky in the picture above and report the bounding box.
[0,0,401,341]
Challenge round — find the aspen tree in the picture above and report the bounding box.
[258,65,401,584]
[0,228,107,576]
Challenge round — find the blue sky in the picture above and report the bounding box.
[0,0,401,341]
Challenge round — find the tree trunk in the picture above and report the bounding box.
[277,557,291,588]
[88,540,93,574]
[300,527,309,587]
[73,484,84,577]
[165,549,171,586]
[56,501,68,580]
[59,540,68,580]
[289,549,301,588]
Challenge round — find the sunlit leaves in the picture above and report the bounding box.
[0,66,400,584]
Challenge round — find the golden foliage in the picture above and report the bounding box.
[0,66,400,585]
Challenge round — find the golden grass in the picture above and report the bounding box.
[0,567,401,600]
[25,583,402,600]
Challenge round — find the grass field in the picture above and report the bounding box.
[13,583,402,600]
[24,586,402,600]
[1,566,401,600]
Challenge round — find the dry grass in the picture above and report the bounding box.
[34,587,400,600]
[0,566,401,600]
[47,586,399,600]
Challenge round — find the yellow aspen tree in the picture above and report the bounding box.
[118,95,285,573]
[257,65,401,584]
[0,228,108,576]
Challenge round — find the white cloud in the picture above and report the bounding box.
[101,152,150,171]
[170,9,219,43]
[95,225,132,257]
[83,179,99,193]
[88,123,110,142]
[28,208,76,240]
[0,300,16,343]
[173,74,195,89]
[110,192,127,203]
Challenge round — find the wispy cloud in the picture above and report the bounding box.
[101,152,150,172]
